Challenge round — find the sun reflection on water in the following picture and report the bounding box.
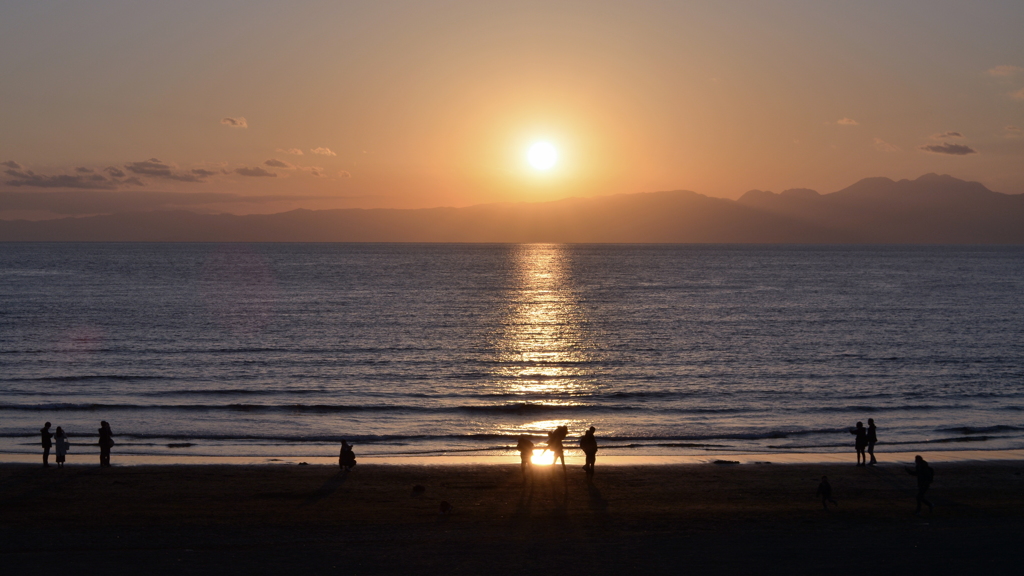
[496,244,594,400]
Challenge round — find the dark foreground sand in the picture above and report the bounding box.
[2,461,1023,575]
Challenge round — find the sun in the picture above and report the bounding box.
[527,142,558,170]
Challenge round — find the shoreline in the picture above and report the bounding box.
[3,448,1022,467]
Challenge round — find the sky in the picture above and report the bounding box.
[1,0,1023,219]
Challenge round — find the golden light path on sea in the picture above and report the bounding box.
[493,245,595,462]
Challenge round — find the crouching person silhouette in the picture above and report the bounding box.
[816,475,838,510]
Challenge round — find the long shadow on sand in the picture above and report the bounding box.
[302,470,349,506]
[586,477,609,515]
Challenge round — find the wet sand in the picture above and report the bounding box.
[2,461,1023,575]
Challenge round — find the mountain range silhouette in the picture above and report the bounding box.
[2,174,1021,243]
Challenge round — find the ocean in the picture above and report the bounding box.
[1,243,1022,461]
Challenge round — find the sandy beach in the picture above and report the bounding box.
[2,460,1022,575]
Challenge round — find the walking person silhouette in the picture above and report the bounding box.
[580,426,598,476]
[546,426,568,473]
[867,418,878,465]
[850,421,867,466]
[40,422,53,467]
[906,455,934,514]
[98,421,114,467]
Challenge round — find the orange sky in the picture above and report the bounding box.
[1,1,1023,219]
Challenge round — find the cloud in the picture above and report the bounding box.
[1013,88,1024,101]
[105,167,125,178]
[191,168,219,177]
[5,168,119,190]
[220,117,248,128]
[931,131,963,140]
[986,65,1024,77]
[125,158,174,177]
[235,166,277,177]
[264,159,293,169]
[310,147,336,156]
[873,138,900,153]
[75,166,94,173]
[338,170,351,178]
[2,160,21,169]
[125,158,205,182]
[918,143,977,155]
[277,148,303,155]
[287,165,322,177]
[837,118,858,126]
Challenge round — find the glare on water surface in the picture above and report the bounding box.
[495,245,594,400]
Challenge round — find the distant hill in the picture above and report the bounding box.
[1,174,1022,243]
[736,173,1024,243]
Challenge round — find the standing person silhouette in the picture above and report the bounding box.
[516,435,535,481]
[98,421,114,467]
[867,418,878,465]
[40,422,53,467]
[54,426,70,469]
[849,421,867,466]
[580,426,598,476]
[339,439,356,471]
[546,426,568,472]
[906,455,934,514]
[816,475,838,510]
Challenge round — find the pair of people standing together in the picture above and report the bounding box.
[850,419,878,466]
[40,421,114,467]
[40,422,69,468]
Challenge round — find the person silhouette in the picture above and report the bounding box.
[867,418,878,465]
[849,421,867,466]
[339,439,356,471]
[580,426,598,476]
[516,435,535,480]
[906,455,934,514]
[816,475,838,510]
[546,426,568,472]
[98,421,114,467]
[54,426,70,469]
[40,422,53,467]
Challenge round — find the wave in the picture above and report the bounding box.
[937,425,1024,435]
[0,375,174,383]
[0,428,864,444]
[0,401,759,415]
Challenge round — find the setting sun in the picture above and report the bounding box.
[527,142,558,170]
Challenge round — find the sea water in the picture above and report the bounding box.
[1,243,1022,460]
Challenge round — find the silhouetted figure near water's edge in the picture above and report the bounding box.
[40,422,53,467]
[546,426,568,473]
[906,455,934,514]
[580,426,597,476]
[339,439,356,471]
[867,418,878,465]
[516,435,535,481]
[54,427,70,468]
[98,421,114,467]
[850,421,867,466]
[816,475,838,510]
